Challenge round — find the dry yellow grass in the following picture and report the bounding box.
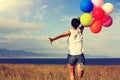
[0,64,119,80]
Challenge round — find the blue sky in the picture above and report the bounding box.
[0,0,120,58]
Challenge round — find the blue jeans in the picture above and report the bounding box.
[67,53,85,66]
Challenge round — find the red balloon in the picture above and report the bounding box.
[101,15,113,27]
[90,20,102,33]
[92,8,105,20]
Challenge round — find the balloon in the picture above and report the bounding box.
[80,0,93,13]
[102,3,114,14]
[90,20,102,33]
[102,15,113,27]
[92,8,105,20]
[92,0,104,8]
[80,13,93,26]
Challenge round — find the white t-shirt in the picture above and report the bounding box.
[68,28,83,55]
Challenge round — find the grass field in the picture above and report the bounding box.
[0,64,119,80]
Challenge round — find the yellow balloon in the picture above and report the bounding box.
[80,13,93,26]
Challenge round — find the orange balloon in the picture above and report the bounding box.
[90,20,102,33]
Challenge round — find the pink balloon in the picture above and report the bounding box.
[92,0,104,8]
[102,15,113,27]
[90,20,102,33]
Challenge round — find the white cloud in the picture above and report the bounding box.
[0,0,35,17]
[0,17,47,34]
[33,4,48,20]
[53,38,67,48]
[41,5,48,9]
[0,34,50,53]
[0,34,49,44]
[0,0,48,34]
[53,4,65,14]
[4,34,48,40]
[60,16,72,22]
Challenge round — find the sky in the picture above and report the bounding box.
[0,0,120,58]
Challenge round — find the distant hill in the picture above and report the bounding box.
[0,48,109,58]
[0,48,45,58]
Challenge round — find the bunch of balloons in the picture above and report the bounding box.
[80,0,114,33]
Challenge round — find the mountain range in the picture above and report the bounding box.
[0,48,110,58]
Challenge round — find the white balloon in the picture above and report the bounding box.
[102,3,114,14]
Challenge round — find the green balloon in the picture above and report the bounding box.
[80,13,93,26]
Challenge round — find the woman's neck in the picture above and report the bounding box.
[72,27,77,30]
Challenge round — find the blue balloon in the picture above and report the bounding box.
[80,0,93,13]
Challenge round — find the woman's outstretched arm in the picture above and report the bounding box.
[49,30,70,45]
